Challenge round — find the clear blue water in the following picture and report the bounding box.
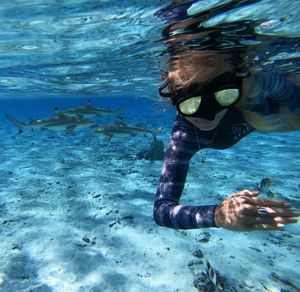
[0,0,165,98]
[0,0,299,99]
[1,1,300,291]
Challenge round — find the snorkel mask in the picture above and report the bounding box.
[159,72,243,121]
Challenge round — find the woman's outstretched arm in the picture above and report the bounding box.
[153,114,217,229]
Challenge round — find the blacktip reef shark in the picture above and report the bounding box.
[5,112,96,134]
[91,120,162,141]
[55,101,124,118]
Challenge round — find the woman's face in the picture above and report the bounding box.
[167,51,240,130]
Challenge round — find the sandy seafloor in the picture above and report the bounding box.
[0,97,299,292]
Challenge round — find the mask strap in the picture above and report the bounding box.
[158,81,173,97]
[159,81,180,105]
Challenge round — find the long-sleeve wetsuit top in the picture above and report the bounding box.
[154,72,300,229]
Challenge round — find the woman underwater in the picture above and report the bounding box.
[153,1,300,231]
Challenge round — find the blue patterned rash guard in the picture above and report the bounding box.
[153,72,300,229]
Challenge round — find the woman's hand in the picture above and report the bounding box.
[214,190,300,231]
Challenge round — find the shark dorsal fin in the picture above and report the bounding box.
[84,100,93,108]
[114,119,125,125]
[115,115,125,125]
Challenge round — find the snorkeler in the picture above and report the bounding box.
[153,2,300,231]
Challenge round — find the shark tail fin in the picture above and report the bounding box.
[5,114,26,134]
[152,127,163,141]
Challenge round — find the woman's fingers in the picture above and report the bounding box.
[239,203,299,228]
[240,195,293,209]
[249,223,285,230]
[245,215,298,225]
[215,190,300,231]
[241,205,300,218]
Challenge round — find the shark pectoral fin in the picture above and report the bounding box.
[41,127,48,131]
[115,106,126,114]
[131,134,137,137]
[66,126,76,134]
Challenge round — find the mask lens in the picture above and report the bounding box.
[214,89,240,106]
[178,96,202,115]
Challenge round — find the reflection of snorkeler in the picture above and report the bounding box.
[153,49,300,230]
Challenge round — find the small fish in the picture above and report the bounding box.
[206,261,217,286]
[258,177,272,189]
[205,260,225,290]
[257,177,275,198]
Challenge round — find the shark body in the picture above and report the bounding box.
[5,113,96,134]
[57,102,123,118]
[91,120,161,141]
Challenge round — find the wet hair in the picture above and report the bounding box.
[159,48,246,104]
[157,1,264,102]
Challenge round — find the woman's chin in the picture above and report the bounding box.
[185,109,228,131]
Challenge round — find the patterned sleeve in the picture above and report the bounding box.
[253,72,300,115]
[153,114,218,229]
